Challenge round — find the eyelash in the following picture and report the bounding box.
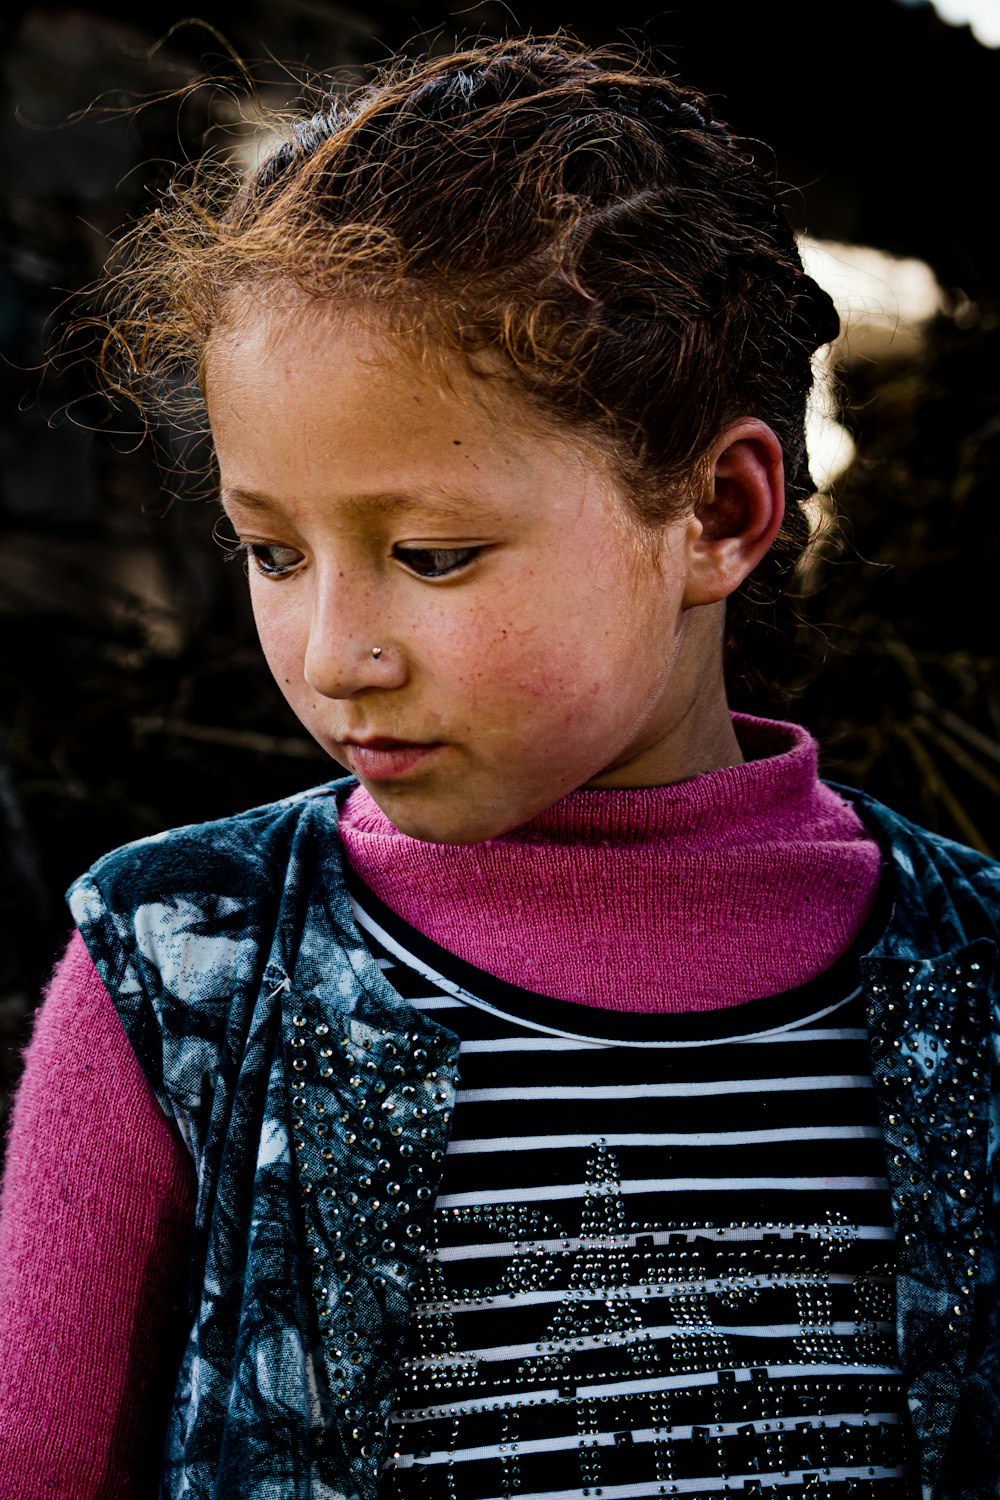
[393,546,480,578]
[244,543,303,578]
[219,542,303,579]
[225,542,481,580]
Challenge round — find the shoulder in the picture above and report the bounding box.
[73,779,351,908]
[828,779,1000,945]
[67,778,355,986]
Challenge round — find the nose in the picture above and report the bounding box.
[302,572,405,699]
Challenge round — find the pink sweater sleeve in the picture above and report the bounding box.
[0,931,197,1499]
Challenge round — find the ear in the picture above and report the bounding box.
[682,419,786,608]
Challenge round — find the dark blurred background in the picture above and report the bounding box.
[2,0,999,1143]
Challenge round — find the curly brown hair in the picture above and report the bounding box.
[95,33,839,689]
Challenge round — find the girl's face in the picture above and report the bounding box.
[207,305,748,843]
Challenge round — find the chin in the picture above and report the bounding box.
[359,787,525,846]
[383,813,497,845]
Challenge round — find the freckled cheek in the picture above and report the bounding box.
[251,595,312,698]
[445,619,542,697]
[456,617,612,718]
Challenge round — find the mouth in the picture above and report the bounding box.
[338,737,443,782]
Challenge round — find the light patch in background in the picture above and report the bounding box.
[232,121,291,176]
[898,0,1000,47]
[218,92,296,176]
[799,238,945,496]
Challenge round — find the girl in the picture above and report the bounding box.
[1,33,997,1500]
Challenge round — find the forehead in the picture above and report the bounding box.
[204,296,635,537]
[205,296,615,485]
[205,293,543,438]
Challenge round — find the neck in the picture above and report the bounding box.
[585,704,744,790]
[586,616,743,789]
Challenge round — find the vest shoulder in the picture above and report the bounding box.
[69,779,353,917]
[827,780,1000,924]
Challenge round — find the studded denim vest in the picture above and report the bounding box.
[67,778,1000,1500]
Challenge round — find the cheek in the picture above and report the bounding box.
[250,588,308,693]
[452,562,670,741]
[452,607,619,724]
[445,607,550,698]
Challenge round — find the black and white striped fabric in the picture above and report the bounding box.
[345,870,913,1500]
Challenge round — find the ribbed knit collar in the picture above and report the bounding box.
[338,713,884,1012]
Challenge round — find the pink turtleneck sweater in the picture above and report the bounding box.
[340,714,882,1009]
[0,714,883,1497]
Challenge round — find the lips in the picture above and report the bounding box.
[344,737,420,751]
[340,738,441,782]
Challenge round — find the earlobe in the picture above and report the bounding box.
[682,419,786,608]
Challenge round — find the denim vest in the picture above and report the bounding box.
[67,778,1000,1500]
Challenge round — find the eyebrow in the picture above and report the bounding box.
[220,485,485,522]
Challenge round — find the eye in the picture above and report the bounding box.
[393,545,481,578]
[245,542,304,578]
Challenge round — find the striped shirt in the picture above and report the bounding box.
[346,870,913,1500]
